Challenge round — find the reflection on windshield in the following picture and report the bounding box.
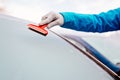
[53,33,120,79]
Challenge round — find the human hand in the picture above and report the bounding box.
[39,11,64,29]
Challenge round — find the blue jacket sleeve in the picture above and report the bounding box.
[60,8,120,32]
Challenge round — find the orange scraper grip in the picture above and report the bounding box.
[27,24,48,36]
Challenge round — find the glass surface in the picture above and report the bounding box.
[59,33,120,77]
[0,14,114,80]
[82,35,120,63]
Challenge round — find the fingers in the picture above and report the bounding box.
[41,12,50,20]
[39,15,53,25]
[39,11,64,29]
[47,20,60,29]
[39,12,55,25]
[39,18,51,25]
[41,16,47,21]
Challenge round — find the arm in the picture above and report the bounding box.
[60,8,120,32]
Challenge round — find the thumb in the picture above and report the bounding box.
[39,19,50,25]
[47,20,59,29]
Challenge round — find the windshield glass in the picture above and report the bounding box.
[1,0,120,79]
[51,28,120,79]
[82,32,120,64]
[2,0,120,63]
[0,14,117,80]
[51,27,120,64]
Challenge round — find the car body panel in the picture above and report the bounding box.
[0,14,114,80]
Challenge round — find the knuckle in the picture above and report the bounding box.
[46,18,51,22]
[56,20,59,24]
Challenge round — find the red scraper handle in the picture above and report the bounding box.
[27,24,48,36]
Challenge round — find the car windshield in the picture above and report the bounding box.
[51,28,120,79]
[2,0,120,64]
[51,27,120,63]
[1,0,120,80]
[82,33,120,62]
[1,14,117,80]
